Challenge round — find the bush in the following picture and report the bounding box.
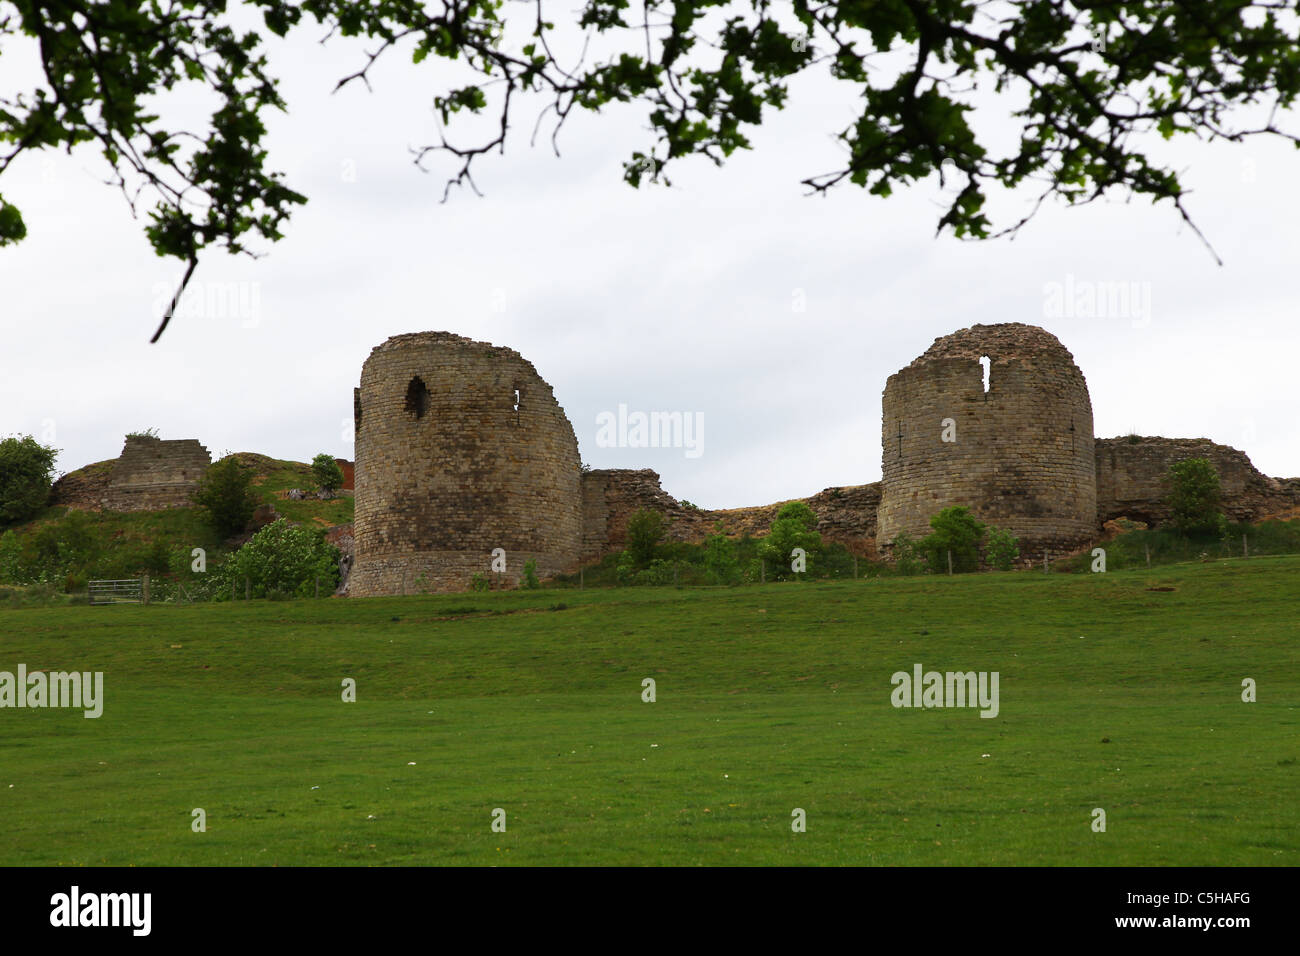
[918,506,987,573]
[625,509,665,569]
[193,455,260,537]
[310,454,345,495]
[702,530,741,585]
[0,435,58,526]
[985,526,1020,571]
[758,502,822,580]
[890,533,925,575]
[1166,458,1224,536]
[522,558,540,589]
[225,519,339,598]
[0,530,21,583]
[470,573,491,592]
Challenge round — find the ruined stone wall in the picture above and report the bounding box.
[49,459,115,509]
[350,332,583,596]
[579,470,881,558]
[580,469,712,559]
[1096,437,1298,525]
[877,324,1096,556]
[102,437,210,511]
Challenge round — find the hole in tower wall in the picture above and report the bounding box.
[404,377,431,419]
[980,355,991,394]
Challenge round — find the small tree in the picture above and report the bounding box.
[311,454,345,495]
[919,506,986,573]
[1166,458,1224,535]
[624,509,665,569]
[193,455,260,537]
[702,527,741,585]
[0,435,58,525]
[226,519,339,598]
[984,526,1021,571]
[759,502,822,580]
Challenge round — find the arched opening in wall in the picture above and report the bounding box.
[405,377,431,419]
[980,355,991,394]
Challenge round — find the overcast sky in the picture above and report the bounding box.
[2,9,1297,510]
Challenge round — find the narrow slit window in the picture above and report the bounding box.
[979,355,991,394]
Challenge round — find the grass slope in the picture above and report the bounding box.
[0,556,1296,866]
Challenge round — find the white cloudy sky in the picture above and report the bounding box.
[1,6,1297,510]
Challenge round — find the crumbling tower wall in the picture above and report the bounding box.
[102,436,210,511]
[349,332,583,595]
[877,323,1097,557]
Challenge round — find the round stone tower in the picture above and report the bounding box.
[349,332,583,596]
[877,323,1096,557]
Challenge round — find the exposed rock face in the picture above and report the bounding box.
[102,436,211,512]
[877,323,1097,556]
[1096,437,1296,525]
[350,332,584,595]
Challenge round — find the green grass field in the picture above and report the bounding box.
[1,556,1296,866]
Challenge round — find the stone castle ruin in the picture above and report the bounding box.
[50,435,211,512]
[343,324,1298,593]
[878,323,1097,556]
[349,333,584,597]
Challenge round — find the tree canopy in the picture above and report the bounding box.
[4,1,1298,338]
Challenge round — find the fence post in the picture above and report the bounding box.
[245,577,251,601]
[947,550,953,576]
[1144,543,1151,568]
[853,555,858,579]
[1043,551,1049,573]
[315,576,320,599]
[142,574,150,605]
[232,581,237,602]
[1243,534,1249,559]
[580,567,584,590]
[760,560,765,584]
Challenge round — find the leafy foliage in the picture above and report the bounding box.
[624,509,665,569]
[1166,458,1225,536]
[759,501,822,579]
[984,526,1020,571]
[702,528,742,585]
[192,455,260,537]
[310,453,345,494]
[522,557,541,589]
[890,532,924,576]
[225,519,339,598]
[5,0,1298,331]
[0,435,58,525]
[918,505,986,573]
